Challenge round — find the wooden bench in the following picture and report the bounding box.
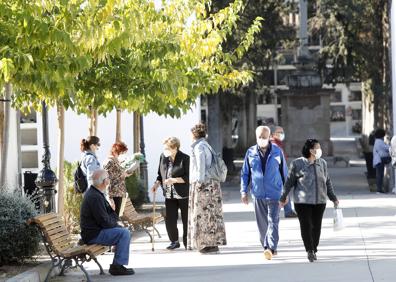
[28,213,108,282]
[120,199,163,242]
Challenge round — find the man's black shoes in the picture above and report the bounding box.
[166,241,181,250]
[109,264,135,276]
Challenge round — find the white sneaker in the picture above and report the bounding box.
[264,249,273,260]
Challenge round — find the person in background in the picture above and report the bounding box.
[151,137,190,250]
[104,141,139,216]
[390,135,396,194]
[373,128,391,194]
[80,136,101,189]
[80,169,134,276]
[279,139,339,262]
[188,123,227,254]
[270,125,297,218]
[240,126,287,260]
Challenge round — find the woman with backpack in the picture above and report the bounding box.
[187,123,227,254]
[80,136,101,190]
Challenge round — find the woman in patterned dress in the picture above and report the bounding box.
[103,141,139,216]
[188,123,227,254]
[151,137,190,250]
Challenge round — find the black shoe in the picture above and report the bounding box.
[199,246,219,254]
[313,252,317,260]
[166,241,180,250]
[285,211,298,218]
[109,264,135,276]
[307,251,315,262]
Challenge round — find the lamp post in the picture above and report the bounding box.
[35,101,58,214]
[139,115,149,201]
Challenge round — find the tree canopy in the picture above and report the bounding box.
[0,0,262,117]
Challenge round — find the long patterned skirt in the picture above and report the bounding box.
[187,180,227,251]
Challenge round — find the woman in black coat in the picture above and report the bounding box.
[151,137,190,250]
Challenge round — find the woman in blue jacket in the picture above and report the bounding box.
[373,128,391,193]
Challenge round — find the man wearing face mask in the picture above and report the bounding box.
[241,126,288,260]
[279,139,339,262]
[80,169,134,275]
[270,125,297,218]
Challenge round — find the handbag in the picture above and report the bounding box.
[381,156,392,165]
[333,208,344,231]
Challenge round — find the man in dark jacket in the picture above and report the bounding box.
[80,169,134,276]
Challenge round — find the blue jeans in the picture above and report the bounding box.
[375,163,385,193]
[254,198,280,251]
[284,200,293,215]
[89,227,131,265]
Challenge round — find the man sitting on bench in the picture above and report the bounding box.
[80,169,134,276]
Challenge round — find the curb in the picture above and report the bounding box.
[6,262,57,282]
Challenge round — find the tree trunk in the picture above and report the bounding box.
[246,91,257,147]
[0,87,4,169]
[88,109,98,136]
[56,103,65,215]
[236,94,248,154]
[0,83,11,188]
[207,95,222,154]
[362,80,375,139]
[133,112,140,153]
[220,92,238,170]
[116,109,122,142]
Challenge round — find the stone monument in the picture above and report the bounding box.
[278,0,333,157]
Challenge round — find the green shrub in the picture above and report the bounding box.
[125,172,148,208]
[63,161,83,234]
[0,192,40,265]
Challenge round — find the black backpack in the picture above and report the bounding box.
[74,153,93,193]
[74,162,88,193]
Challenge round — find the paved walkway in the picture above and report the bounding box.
[52,165,396,282]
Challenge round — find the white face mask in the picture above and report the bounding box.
[313,148,322,160]
[278,133,285,142]
[257,138,269,148]
[163,149,172,157]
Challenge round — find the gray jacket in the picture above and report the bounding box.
[81,151,101,188]
[280,157,338,205]
[190,138,212,184]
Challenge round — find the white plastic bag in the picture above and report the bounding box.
[333,208,344,231]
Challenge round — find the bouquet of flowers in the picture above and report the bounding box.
[119,153,145,174]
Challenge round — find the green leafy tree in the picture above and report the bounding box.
[73,0,263,117]
[0,0,128,208]
[210,0,295,153]
[311,0,391,131]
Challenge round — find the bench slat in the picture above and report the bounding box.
[41,218,64,228]
[85,245,109,256]
[48,230,69,242]
[46,225,67,236]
